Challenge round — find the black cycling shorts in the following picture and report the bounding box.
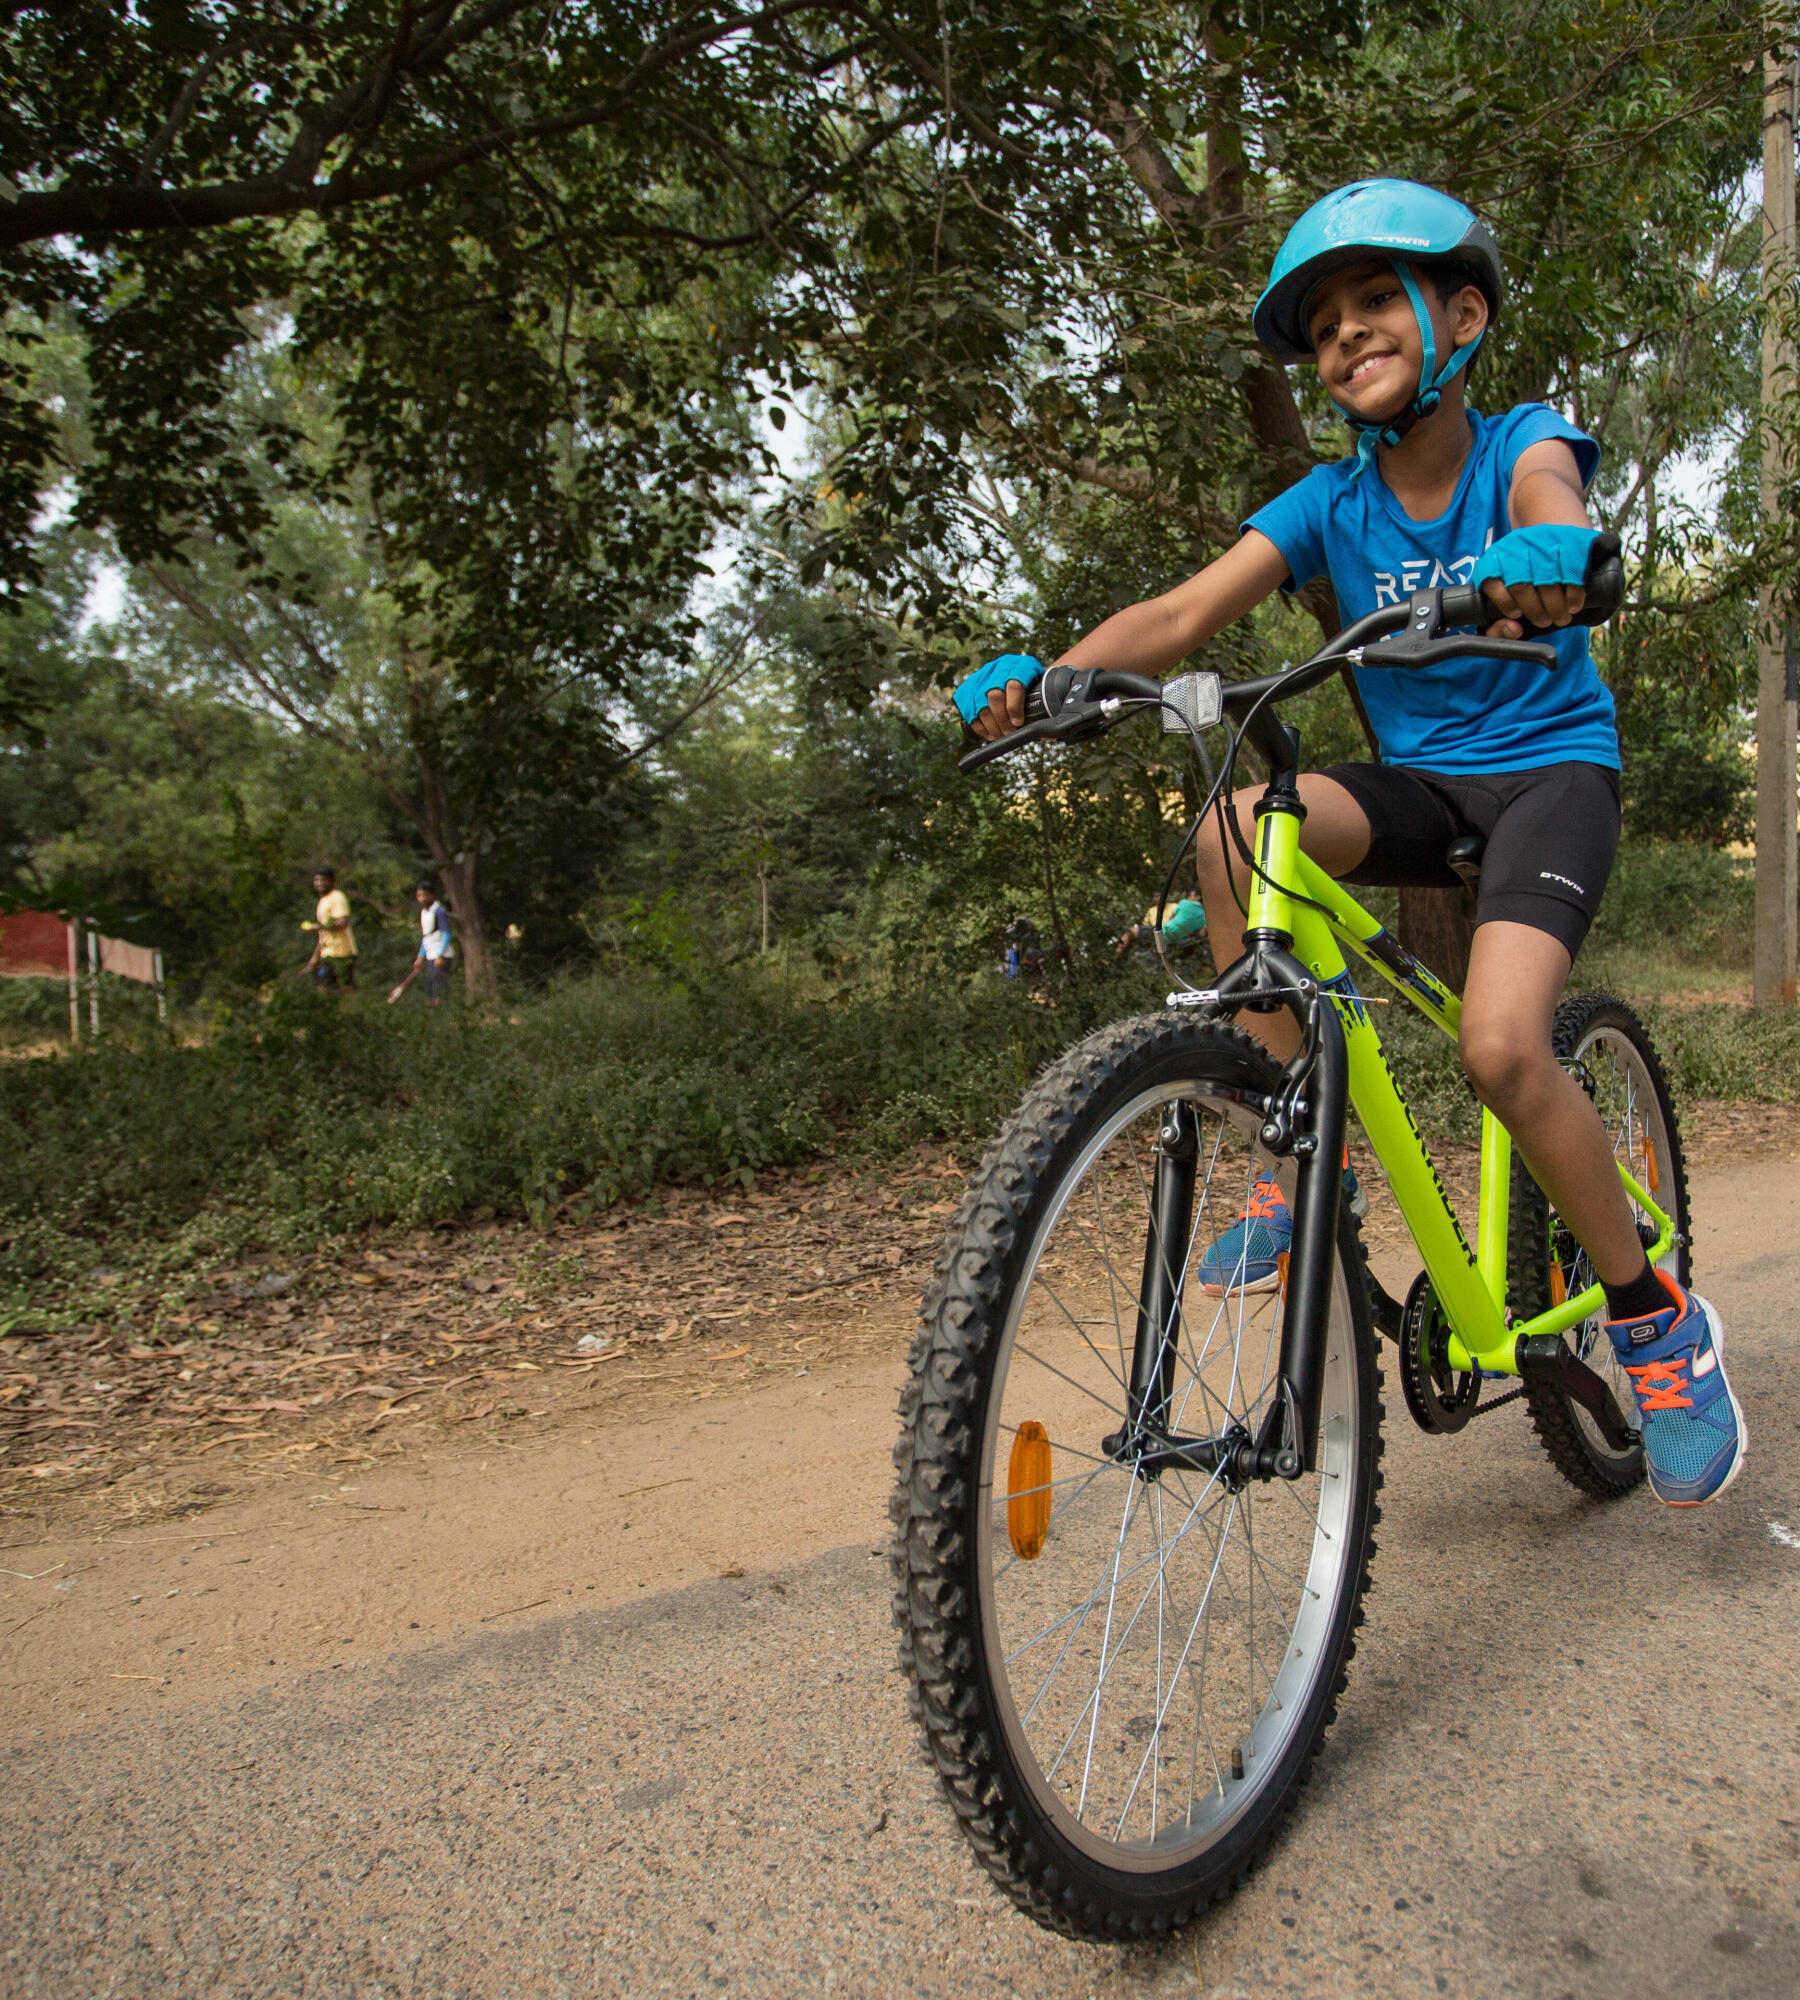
[1321,761,1621,960]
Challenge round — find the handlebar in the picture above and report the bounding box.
[957,531,1626,775]
[957,666,1165,772]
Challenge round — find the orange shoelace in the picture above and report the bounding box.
[1626,1357,1692,1411]
[1243,1179,1287,1221]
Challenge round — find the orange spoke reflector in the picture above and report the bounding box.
[1008,1421,1053,1561]
[1646,1143,1660,1196]
[1276,1251,1290,1300]
[1549,1264,1567,1307]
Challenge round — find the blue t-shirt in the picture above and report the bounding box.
[1243,405,1619,773]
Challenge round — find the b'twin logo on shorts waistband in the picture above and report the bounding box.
[1539,870,1585,895]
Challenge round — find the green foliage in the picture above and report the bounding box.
[1636,999,1800,1104]
[0,547,419,990]
[0,967,1095,1309]
[1612,674,1754,848]
[1584,839,1754,967]
[3,825,1788,1323]
[0,0,887,584]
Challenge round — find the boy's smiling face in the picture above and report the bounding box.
[1304,259,1487,423]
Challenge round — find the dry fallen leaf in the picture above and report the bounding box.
[710,1345,752,1362]
[349,1273,384,1289]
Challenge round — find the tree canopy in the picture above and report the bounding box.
[0,1,1782,997]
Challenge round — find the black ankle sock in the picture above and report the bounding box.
[1603,1262,1668,1322]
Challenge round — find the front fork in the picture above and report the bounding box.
[1127,1099,1198,1435]
[1122,777,1346,1483]
[1247,938,1347,1477]
[1120,936,1347,1484]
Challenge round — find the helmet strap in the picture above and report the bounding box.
[1333,259,1486,480]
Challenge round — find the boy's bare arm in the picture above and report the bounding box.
[971,533,1290,738]
[1483,439,1593,638]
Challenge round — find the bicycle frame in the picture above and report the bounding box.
[1225,793,1676,1400]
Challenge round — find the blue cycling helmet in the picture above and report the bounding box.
[1253,179,1503,473]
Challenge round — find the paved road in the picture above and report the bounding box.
[6,1159,1800,1999]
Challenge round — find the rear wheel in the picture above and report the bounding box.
[890,1014,1382,1940]
[1509,993,1688,1499]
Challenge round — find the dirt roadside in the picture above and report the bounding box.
[0,1151,973,1522]
[5,1100,1796,1741]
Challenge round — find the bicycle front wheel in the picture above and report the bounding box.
[890,1014,1382,1941]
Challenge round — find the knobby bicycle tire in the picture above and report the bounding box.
[889,1013,1383,1940]
[1508,992,1689,1499]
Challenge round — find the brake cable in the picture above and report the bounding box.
[1205,667,1346,927]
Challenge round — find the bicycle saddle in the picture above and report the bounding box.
[1445,834,1484,893]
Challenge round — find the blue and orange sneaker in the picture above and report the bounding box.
[1197,1175,1290,1295]
[1605,1268,1746,1506]
[1196,1161,1366,1297]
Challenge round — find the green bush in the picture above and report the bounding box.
[1635,999,1800,1105]
[1586,840,1754,968]
[3,890,1789,1321]
[0,967,1096,1304]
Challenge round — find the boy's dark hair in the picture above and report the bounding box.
[1423,260,1485,374]
[417,880,438,895]
[313,865,336,882]
[1426,260,1485,307]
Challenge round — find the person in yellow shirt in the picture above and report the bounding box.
[301,866,358,990]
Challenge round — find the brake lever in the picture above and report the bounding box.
[1355,628,1557,672]
[1358,589,1557,672]
[957,714,1059,772]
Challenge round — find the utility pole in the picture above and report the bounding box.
[1756,32,1799,1006]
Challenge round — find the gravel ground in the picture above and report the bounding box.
[4,1155,1799,1999]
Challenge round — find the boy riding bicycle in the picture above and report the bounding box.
[958,179,1744,1507]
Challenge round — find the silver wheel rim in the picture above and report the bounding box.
[974,1078,1359,1872]
[1557,1024,1676,1458]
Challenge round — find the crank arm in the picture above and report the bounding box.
[1515,1334,1639,1453]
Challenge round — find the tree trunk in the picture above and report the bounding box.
[399,669,501,1007]
[1091,45,1480,980]
[1397,885,1476,995]
[439,852,499,1004]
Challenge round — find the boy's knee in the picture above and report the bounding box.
[1458,1018,1551,1111]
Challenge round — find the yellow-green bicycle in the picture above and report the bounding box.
[890,538,1682,1939]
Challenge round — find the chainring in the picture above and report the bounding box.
[1396,1270,1482,1435]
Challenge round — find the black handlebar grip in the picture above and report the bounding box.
[1574,530,1625,624]
[1440,531,1625,639]
[1440,582,1483,627]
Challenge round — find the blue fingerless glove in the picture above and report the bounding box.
[1468,525,1597,592]
[953,653,1043,726]
[1158,898,1206,943]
